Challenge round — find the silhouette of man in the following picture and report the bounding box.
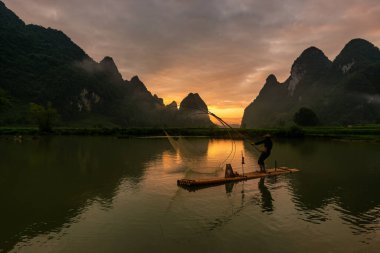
[252,134,272,173]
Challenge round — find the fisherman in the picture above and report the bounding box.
[251,134,272,173]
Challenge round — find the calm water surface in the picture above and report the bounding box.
[0,136,379,253]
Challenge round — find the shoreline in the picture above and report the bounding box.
[1,125,379,142]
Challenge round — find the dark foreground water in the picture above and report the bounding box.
[0,136,379,253]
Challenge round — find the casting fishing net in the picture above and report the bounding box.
[164,104,262,175]
[164,131,222,174]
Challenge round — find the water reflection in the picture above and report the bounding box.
[0,137,379,252]
[273,139,380,234]
[207,178,276,232]
[335,205,380,235]
[207,184,249,231]
[0,136,171,252]
[225,182,234,194]
[185,138,380,237]
[258,178,273,213]
[166,137,211,174]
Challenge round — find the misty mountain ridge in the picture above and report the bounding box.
[0,1,213,127]
[242,38,380,127]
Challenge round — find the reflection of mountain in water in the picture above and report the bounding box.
[167,137,212,175]
[0,137,171,252]
[172,137,209,158]
[273,139,380,233]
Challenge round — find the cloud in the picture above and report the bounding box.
[3,0,380,124]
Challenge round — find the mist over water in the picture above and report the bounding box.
[0,137,379,253]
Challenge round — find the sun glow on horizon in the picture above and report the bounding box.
[163,98,244,125]
[208,106,244,126]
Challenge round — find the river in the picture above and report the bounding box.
[0,136,379,252]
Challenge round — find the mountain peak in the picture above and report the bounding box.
[188,92,201,99]
[295,46,330,66]
[288,46,331,95]
[301,46,323,54]
[179,93,213,126]
[254,74,283,101]
[167,101,178,107]
[345,38,375,49]
[100,56,115,65]
[100,56,117,70]
[129,76,148,92]
[334,38,380,73]
[131,75,141,83]
[99,56,123,81]
[266,74,278,84]
[166,101,178,111]
[259,74,279,93]
[180,93,207,111]
[0,1,25,28]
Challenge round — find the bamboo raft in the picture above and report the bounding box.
[177,167,299,190]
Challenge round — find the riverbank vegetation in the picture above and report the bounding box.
[0,124,380,141]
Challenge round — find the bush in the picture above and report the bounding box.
[30,102,59,132]
[294,107,319,126]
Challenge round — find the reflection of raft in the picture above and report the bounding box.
[177,167,300,189]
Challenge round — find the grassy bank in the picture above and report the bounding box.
[0,125,380,141]
[301,125,380,141]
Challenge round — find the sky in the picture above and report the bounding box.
[3,0,380,124]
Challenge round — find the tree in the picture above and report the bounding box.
[293,107,319,126]
[30,102,59,132]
